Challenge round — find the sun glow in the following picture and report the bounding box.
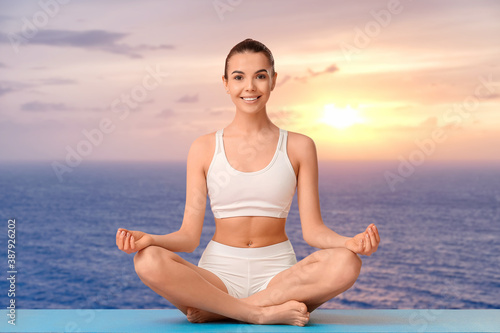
[319,104,365,129]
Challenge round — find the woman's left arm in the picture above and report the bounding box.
[293,133,380,255]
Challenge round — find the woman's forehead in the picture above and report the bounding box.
[227,52,272,72]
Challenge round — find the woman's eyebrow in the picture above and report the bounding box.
[231,69,268,75]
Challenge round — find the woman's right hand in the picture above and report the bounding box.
[116,228,153,254]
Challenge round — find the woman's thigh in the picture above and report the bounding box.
[135,245,229,295]
[267,248,358,287]
[264,249,318,291]
[257,248,361,310]
[182,255,229,294]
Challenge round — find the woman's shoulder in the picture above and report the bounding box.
[190,130,218,148]
[285,130,318,165]
[187,130,219,173]
[286,130,316,150]
[189,129,222,157]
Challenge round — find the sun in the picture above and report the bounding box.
[319,104,365,129]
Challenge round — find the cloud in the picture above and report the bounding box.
[0,81,29,97]
[276,75,291,87]
[0,86,13,96]
[0,29,174,58]
[417,116,463,132]
[293,76,308,84]
[39,78,77,85]
[269,109,301,126]
[157,108,175,118]
[176,94,199,103]
[481,93,500,100]
[280,64,340,86]
[21,101,75,112]
[308,64,339,77]
[205,107,233,116]
[0,77,75,98]
[20,101,108,113]
[418,116,438,129]
[0,15,12,23]
[296,64,339,82]
[371,116,465,134]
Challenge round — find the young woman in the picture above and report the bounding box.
[116,38,380,326]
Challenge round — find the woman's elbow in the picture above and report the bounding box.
[185,239,199,253]
[301,229,317,247]
[172,228,200,253]
[184,229,201,253]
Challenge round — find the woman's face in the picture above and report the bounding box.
[223,52,277,113]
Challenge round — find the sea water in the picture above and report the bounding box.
[0,160,498,309]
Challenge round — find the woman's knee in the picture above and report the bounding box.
[337,249,362,289]
[337,248,362,269]
[134,246,172,283]
[322,248,362,288]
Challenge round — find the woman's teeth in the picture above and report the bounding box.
[242,97,258,101]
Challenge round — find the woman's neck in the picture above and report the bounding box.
[227,108,277,136]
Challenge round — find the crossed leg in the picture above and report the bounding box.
[133,246,310,326]
[251,247,362,311]
[186,247,362,322]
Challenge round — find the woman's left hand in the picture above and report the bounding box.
[345,223,380,256]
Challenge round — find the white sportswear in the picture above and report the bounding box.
[206,128,297,219]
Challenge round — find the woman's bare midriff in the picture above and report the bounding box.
[212,216,288,248]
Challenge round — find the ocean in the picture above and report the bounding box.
[0,160,499,310]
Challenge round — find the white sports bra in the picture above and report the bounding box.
[206,128,297,219]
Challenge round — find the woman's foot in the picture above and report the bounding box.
[250,300,310,326]
[186,300,309,326]
[186,307,229,323]
[185,298,259,323]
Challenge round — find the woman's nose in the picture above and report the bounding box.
[245,79,256,91]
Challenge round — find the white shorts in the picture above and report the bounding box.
[198,240,297,298]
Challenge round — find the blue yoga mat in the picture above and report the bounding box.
[2,309,499,332]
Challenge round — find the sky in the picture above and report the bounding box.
[0,0,499,164]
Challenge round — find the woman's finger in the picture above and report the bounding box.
[118,230,126,250]
[130,235,135,250]
[368,227,378,248]
[124,233,131,251]
[372,225,380,243]
[364,232,372,254]
[370,231,378,254]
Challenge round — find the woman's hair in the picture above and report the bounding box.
[224,38,275,80]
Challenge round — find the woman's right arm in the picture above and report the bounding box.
[116,135,209,254]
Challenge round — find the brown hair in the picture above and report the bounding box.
[224,38,275,80]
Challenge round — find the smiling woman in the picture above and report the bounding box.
[223,53,276,114]
[116,38,380,327]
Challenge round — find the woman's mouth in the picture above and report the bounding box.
[241,96,261,102]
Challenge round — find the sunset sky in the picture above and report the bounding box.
[1,0,499,163]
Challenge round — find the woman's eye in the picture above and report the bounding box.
[257,74,267,79]
[233,75,243,80]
